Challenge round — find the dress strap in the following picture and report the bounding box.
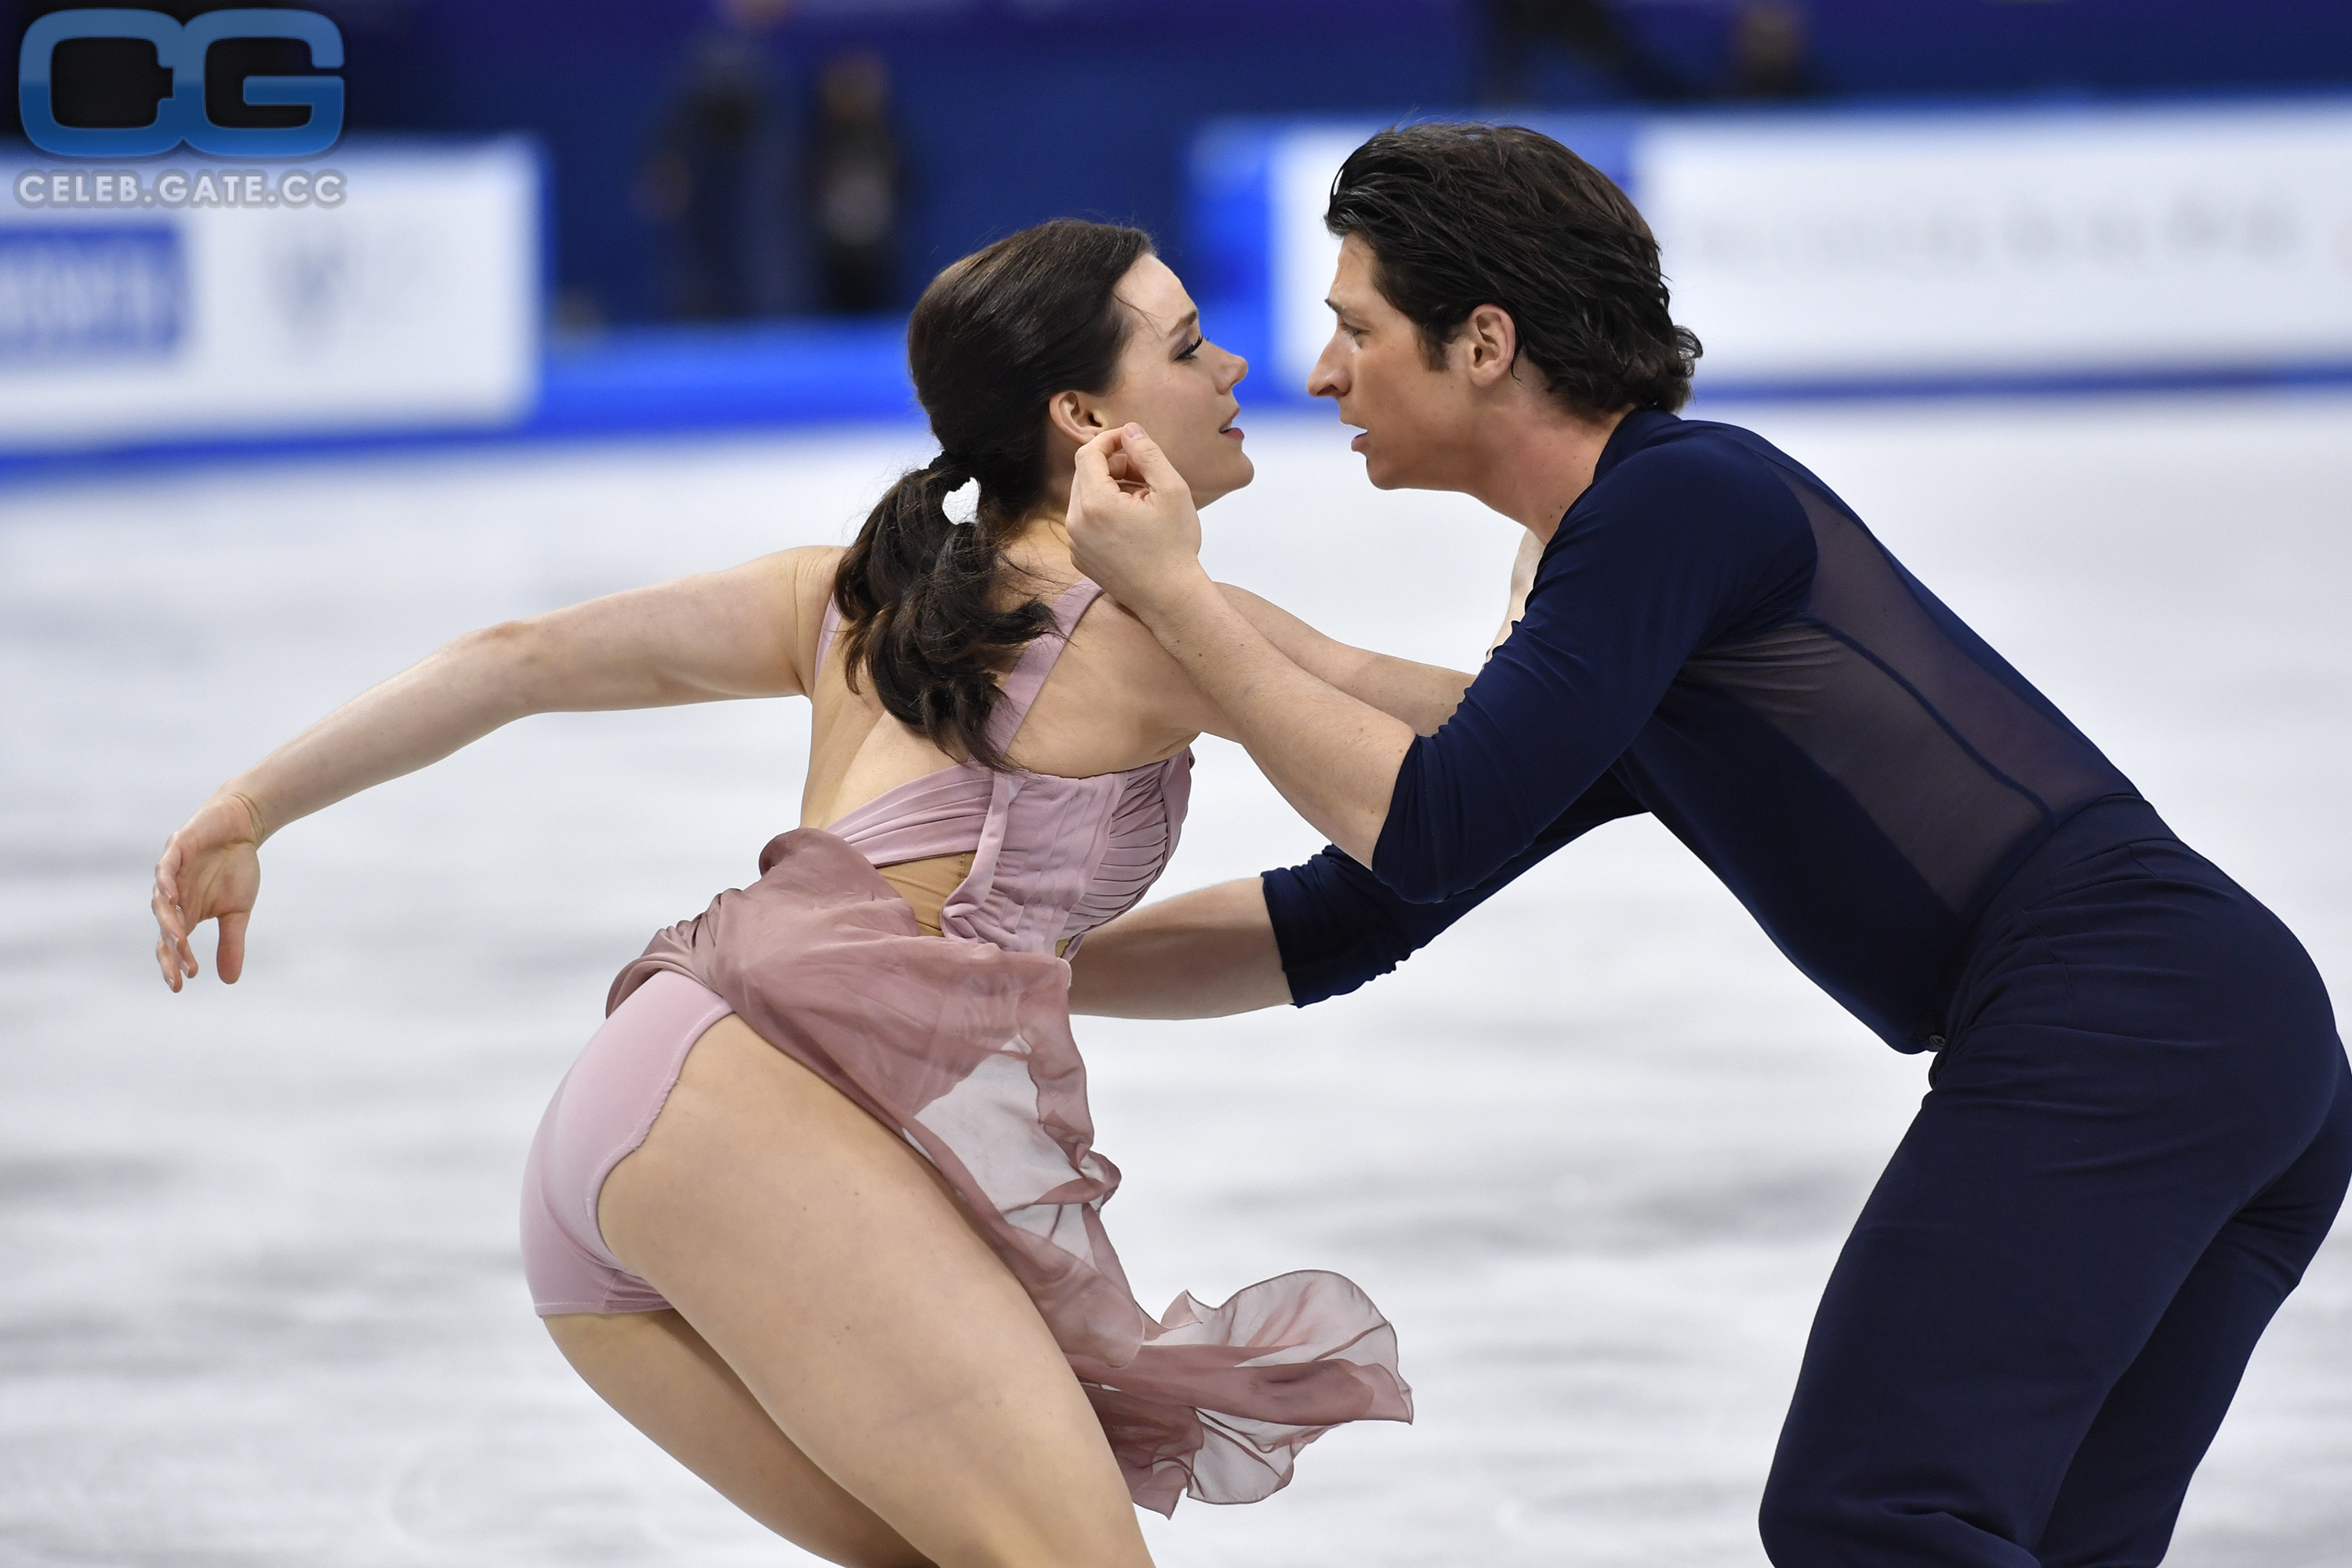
[984,579,1103,755]
[815,597,844,679]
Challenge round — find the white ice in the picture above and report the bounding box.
[3,394,2349,1566]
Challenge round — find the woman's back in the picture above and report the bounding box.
[800,544,1203,819]
[793,543,1210,956]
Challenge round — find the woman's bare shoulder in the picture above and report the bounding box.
[1056,587,1227,742]
[781,546,848,687]
[1050,579,1340,748]
[784,544,848,604]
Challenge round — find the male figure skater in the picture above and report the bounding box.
[1066,123,2349,1566]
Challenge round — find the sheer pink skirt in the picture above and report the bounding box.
[520,827,1411,1515]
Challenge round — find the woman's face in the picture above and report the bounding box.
[1089,254,1252,507]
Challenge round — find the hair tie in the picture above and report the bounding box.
[927,452,981,526]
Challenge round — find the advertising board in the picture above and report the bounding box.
[1,140,541,451]
[1194,100,2352,401]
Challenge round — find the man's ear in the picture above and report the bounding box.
[1045,390,1109,446]
[1459,304,1519,389]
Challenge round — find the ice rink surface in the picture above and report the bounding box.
[4,394,2350,1566]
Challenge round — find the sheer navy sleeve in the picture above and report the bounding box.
[1257,409,2141,1047]
[1371,435,1813,903]
[1263,771,1644,1005]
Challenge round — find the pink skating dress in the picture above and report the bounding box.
[520,579,1411,1515]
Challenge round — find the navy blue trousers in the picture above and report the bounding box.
[1761,804,2351,1566]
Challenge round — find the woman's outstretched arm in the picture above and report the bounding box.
[152,546,838,990]
[1218,586,1472,737]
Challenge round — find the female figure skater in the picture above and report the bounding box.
[148,220,1457,1568]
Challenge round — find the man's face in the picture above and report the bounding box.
[1306,233,1477,492]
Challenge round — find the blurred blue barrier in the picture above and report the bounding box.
[12,93,2352,489]
[535,318,913,436]
[0,314,917,486]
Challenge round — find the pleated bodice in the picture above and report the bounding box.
[815,579,1192,959]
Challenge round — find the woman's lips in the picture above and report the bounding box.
[1350,430,1370,452]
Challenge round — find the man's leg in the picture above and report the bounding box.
[1759,901,2344,1566]
[2035,1051,2352,1568]
[1759,1029,2186,1566]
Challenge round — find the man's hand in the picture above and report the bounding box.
[1066,425,1212,622]
[1065,428,1411,864]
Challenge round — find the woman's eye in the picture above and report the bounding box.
[1176,336,1204,361]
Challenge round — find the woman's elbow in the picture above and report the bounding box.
[449,619,551,715]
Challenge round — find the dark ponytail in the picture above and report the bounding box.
[833,220,1155,770]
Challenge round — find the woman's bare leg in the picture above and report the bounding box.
[592,1014,1153,1568]
[546,1308,928,1567]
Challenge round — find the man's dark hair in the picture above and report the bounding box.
[1325,122,1701,416]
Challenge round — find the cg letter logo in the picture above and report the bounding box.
[20,8,343,158]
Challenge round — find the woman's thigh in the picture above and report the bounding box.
[597,1014,1152,1568]
[545,1308,928,1568]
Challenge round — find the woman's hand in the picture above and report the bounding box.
[153,791,264,991]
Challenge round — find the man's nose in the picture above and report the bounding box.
[1307,339,1346,399]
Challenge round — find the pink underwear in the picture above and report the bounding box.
[519,969,735,1316]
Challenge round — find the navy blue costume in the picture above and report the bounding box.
[1262,409,2349,1566]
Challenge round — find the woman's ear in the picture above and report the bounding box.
[1045,390,1109,447]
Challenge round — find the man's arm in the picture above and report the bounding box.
[1066,877,1290,1018]
[1069,430,1414,862]
[1069,775,1646,1018]
[1220,586,1470,737]
[1070,424,1813,903]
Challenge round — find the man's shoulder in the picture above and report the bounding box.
[1599,416,1795,500]
[1576,416,1813,550]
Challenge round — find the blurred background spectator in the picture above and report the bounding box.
[634,0,801,325]
[1725,1,1817,100]
[5,0,2350,330]
[808,49,900,316]
[1479,0,1689,103]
